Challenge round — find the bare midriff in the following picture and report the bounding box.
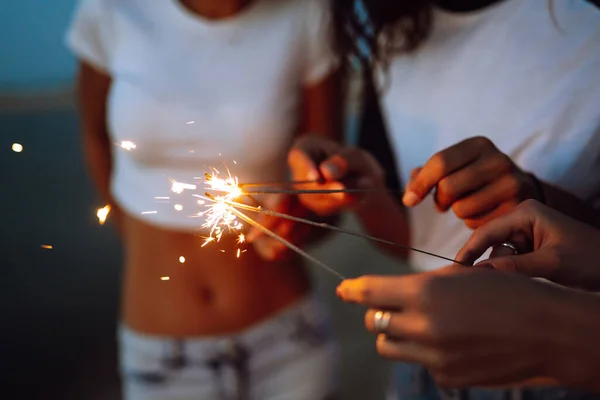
[121,214,310,336]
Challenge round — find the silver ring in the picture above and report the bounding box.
[374,311,392,334]
[494,242,519,255]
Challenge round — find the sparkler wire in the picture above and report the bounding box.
[225,200,467,266]
[240,179,319,188]
[226,206,347,280]
[244,188,403,196]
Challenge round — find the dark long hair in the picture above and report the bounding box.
[331,0,434,68]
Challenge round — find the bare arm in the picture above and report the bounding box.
[300,69,342,142]
[536,178,600,229]
[76,62,121,231]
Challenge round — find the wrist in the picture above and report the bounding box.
[544,287,600,391]
[526,173,547,204]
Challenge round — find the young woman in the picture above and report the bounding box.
[288,0,600,398]
[66,0,340,398]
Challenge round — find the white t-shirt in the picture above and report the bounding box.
[379,0,600,271]
[66,0,337,231]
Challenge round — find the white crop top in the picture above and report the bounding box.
[66,0,337,231]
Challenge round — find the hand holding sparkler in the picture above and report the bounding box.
[288,135,386,216]
[336,267,564,389]
[246,193,313,261]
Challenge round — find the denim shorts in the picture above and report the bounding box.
[118,294,339,400]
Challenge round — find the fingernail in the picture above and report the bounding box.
[322,163,340,179]
[402,191,420,207]
[336,281,350,298]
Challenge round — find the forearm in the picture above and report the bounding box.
[353,191,411,260]
[83,132,113,204]
[536,178,600,229]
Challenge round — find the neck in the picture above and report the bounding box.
[178,0,254,20]
[435,0,505,12]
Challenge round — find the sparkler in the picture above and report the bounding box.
[201,171,466,275]
[198,170,246,250]
[222,199,466,266]
[226,204,346,280]
[244,187,401,196]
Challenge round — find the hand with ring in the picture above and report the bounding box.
[456,199,600,291]
[335,267,597,389]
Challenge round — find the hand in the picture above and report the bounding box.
[336,268,564,388]
[456,199,600,291]
[288,135,385,216]
[403,136,543,229]
[246,193,313,261]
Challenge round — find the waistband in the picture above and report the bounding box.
[118,293,331,365]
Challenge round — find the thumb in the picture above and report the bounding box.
[402,167,424,208]
[475,250,557,280]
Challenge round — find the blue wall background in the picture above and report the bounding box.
[1,0,77,92]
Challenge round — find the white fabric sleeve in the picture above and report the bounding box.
[65,0,115,73]
[303,0,340,85]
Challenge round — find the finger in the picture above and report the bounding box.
[450,173,521,221]
[375,335,438,365]
[288,147,322,182]
[474,250,558,279]
[364,309,429,340]
[246,213,279,243]
[455,208,531,264]
[246,194,290,242]
[404,137,489,207]
[320,147,384,185]
[462,201,521,230]
[489,244,519,259]
[252,236,277,260]
[336,275,424,309]
[434,156,512,211]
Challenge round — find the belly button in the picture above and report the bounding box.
[198,287,216,305]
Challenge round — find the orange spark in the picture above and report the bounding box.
[97,205,111,225]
